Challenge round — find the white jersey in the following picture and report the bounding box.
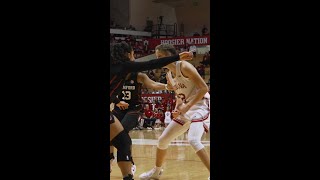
[172,61,210,102]
[168,61,210,123]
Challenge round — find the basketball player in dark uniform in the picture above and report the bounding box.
[110,71,176,175]
[108,42,193,180]
[113,72,143,133]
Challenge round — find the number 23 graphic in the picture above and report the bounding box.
[122,91,131,100]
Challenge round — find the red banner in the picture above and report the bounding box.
[141,93,177,112]
[145,36,210,49]
[141,93,172,103]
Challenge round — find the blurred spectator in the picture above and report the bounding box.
[144,17,153,32]
[202,25,209,36]
[200,51,210,67]
[180,22,185,35]
[158,109,164,126]
[144,104,153,118]
[189,45,197,57]
[143,39,149,53]
[141,104,155,129]
[153,108,161,128]
[200,65,206,79]
[164,108,172,127]
[193,32,200,36]
[196,65,205,79]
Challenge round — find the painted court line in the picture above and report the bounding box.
[132,139,210,146]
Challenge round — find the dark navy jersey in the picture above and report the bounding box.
[118,73,142,107]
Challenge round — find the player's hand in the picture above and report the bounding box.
[166,83,176,91]
[179,51,193,61]
[166,72,177,90]
[177,103,191,115]
[116,101,129,110]
[172,97,183,118]
[172,110,180,119]
[165,81,177,91]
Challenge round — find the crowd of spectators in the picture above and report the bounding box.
[110,34,151,58]
[137,95,176,130]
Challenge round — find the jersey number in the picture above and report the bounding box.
[177,93,187,103]
[122,91,131,100]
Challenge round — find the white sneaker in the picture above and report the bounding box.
[208,177,210,180]
[139,167,163,180]
[131,164,137,175]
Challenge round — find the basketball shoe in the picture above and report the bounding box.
[139,167,163,179]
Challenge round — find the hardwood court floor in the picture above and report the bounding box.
[110,128,211,180]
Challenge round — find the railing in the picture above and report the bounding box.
[152,23,177,38]
[110,29,152,37]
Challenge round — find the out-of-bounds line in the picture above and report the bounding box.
[132,139,210,146]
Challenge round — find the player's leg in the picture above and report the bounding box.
[157,120,190,166]
[139,120,190,179]
[121,111,140,133]
[109,145,115,172]
[119,111,140,175]
[110,109,126,173]
[188,113,210,172]
[110,114,134,179]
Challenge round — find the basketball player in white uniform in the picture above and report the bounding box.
[139,44,210,180]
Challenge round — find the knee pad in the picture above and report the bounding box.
[188,138,204,152]
[111,130,132,162]
[157,135,170,150]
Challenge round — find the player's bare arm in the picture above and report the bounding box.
[137,73,175,90]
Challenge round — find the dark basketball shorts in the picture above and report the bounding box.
[112,107,141,132]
